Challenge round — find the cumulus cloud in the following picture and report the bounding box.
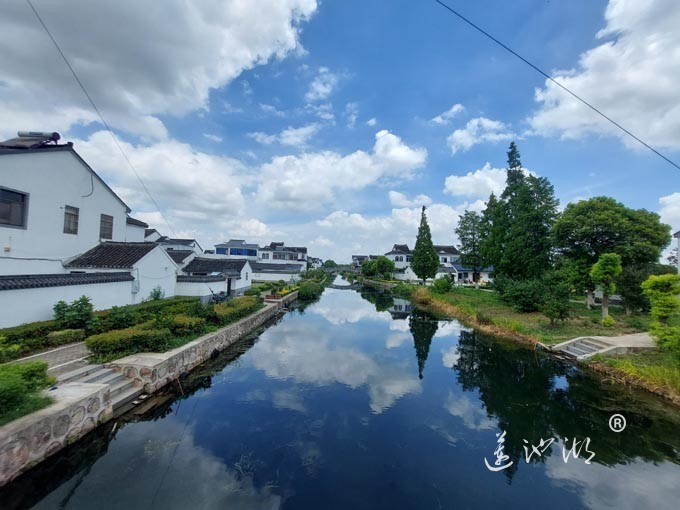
[256,130,427,211]
[366,117,377,127]
[430,103,465,125]
[0,0,318,140]
[248,123,321,147]
[447,117,515,154]
[659,192,680,230]
[305,67,340,102]
[388,191,432,207]
[528,0,680,150]
[444,163,508,198]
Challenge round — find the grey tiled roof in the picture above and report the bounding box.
[166,250,194,264]
[386,244,411,255]
[177,275,226,283]
[183,258,247,276]
[0,272,133,291]
[434,245,459,255]
[251,262,302,273]
[66,242,157,269]
[126,216,149,228]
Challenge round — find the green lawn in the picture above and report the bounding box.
[419,286,650,345]
[594,351,680,396]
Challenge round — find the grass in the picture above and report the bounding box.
[0,394,53,427]
[416,286,651,346]
[594,351,680,396]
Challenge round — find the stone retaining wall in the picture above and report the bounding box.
[0,383,111,486]
[109,293,298,393]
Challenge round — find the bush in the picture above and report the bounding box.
[650,324,680,354]
[432,277,452,294]
[541,270,572,325]
[148,286,165,301]
[393,282,415,299]
[53,296,96,331]
[502,279,545,312]
[601,315,615,327]
[0,361,53,425]
[170,315,207,336]
[298,281,324,301]
[107,306,140,329]
[86,327,171,358]
[214,296,262,326]
[47,329,86,346]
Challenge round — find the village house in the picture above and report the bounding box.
[178,257,253,299]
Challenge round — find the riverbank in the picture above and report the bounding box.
[409,286,680,406]
[0,292,298,487]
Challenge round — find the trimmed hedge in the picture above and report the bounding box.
[47,329,86,346]
[170,315,207,336]
[0,361,54,426]
[214,296,262,326]
[85,327,171,358]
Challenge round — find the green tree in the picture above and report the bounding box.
[323,260,338,268]
[479,192,505,271]
[455,210,483,288]
[642,274,680,354]
[541,270,572,325]
[590,253,622,318]
[553,196,671,308]
[411,206,440,283]
[361,259,378,277]
[375,256,396,279]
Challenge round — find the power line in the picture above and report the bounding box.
[434,0,680,172]
[25,0,177,234]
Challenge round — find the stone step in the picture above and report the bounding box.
[109,377,135,398]
[572,341,599,353]
[57,364,103,384]
[564,344,589,356]
[95,371,126,386]
[580,338,612,350]
[112,385,144,413]
[79,368,116,384]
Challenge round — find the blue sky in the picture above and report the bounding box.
[1,0,679,261]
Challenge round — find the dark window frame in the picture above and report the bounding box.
[100,214,114,240]
[0,186,29,230]
[63,205,79,235]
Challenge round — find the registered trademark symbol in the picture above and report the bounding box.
[609,414,626,432]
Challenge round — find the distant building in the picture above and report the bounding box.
[157,237,203,255]
[384,244,412,269]
[125,216,148,242]
[214,239,259,259]
[309,257,323,269]
[179,257,252,298]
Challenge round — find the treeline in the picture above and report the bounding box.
[455,142,675,327]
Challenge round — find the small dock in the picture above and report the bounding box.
[551,332,655,360]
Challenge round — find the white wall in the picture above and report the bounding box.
[0,257,66,275]
[252,271,300,283]
[176,279,229,298]
[132,248,177,303]
[0,280,132,328]
[0,150,128,263]
[386,254,410,269]
[125,223,146,242]
[233,261,253,292]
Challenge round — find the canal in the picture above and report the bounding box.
[2,280,680,509]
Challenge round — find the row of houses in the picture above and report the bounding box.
[353,243,493,284]
[0,132,308,328]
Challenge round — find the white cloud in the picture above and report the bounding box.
[203,134,223,143]
[305,67,340,102]
[248,123,321,147]
[256,130,427,211]
[0,0,318,140]
[444,163,508,198]
[528,0,680,150]
[259,103,286,117]
[388,191,432,207]
[659,192,680,231]
[346,102,359,128]
[431,103,465,125]
[444,392,495,430]
[366,117,377,127]
[447,117,515,154]
[305,102,335,121]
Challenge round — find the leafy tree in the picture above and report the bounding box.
[590,253,622,318]
[667,247,678,267]
[479,192,506,272]
[455,210,483,288]
[361,259,378,277]
[541,270,572,325]
[642,274,680,354]
[323,260,338,268]
[375,256,396,279]
[411,206,440,283]
[553,196,671,308]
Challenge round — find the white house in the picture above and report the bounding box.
[251,262,301,283]
[157,237,203,255]
[179,257,252,298]
[214,239,259,260]
[384,244,412,269]
[65,241,178,303]
[0,132,131,275]
[125,216,148,242]
[258,242,307,270]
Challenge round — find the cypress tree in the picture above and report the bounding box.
[411,206,440,283]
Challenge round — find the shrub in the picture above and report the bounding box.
[502,279,545,312]
[47,329,86,346]
[170,315,207,336]
[214,296,261,326]
[86,327,171,358]
[0,361,53,425]
[541,270,572,325]
[107,306,139,329]
[432,277,452,294]
[475,311,492,325]
[0,336,21,364]
[298,281,324,301]
[393,282,415,299]
[53,296,96,331]
[148,286,165,301]
[601,315,615,327]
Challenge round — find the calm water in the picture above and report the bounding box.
[3,279,680,509]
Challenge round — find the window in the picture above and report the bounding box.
[0,187,28,228]
[406,255,412,262]
[261,252,269,259]
[63,205,79,234]
[442,257,447,263]
[245,272,249,281]
[100,214,114,239]
[229,248,257,257]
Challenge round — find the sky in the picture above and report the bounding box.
[1,0,679,262]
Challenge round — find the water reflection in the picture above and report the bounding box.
[2,284,680,510]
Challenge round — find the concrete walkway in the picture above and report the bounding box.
[551,332,655,360]
[10,342,91,376]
